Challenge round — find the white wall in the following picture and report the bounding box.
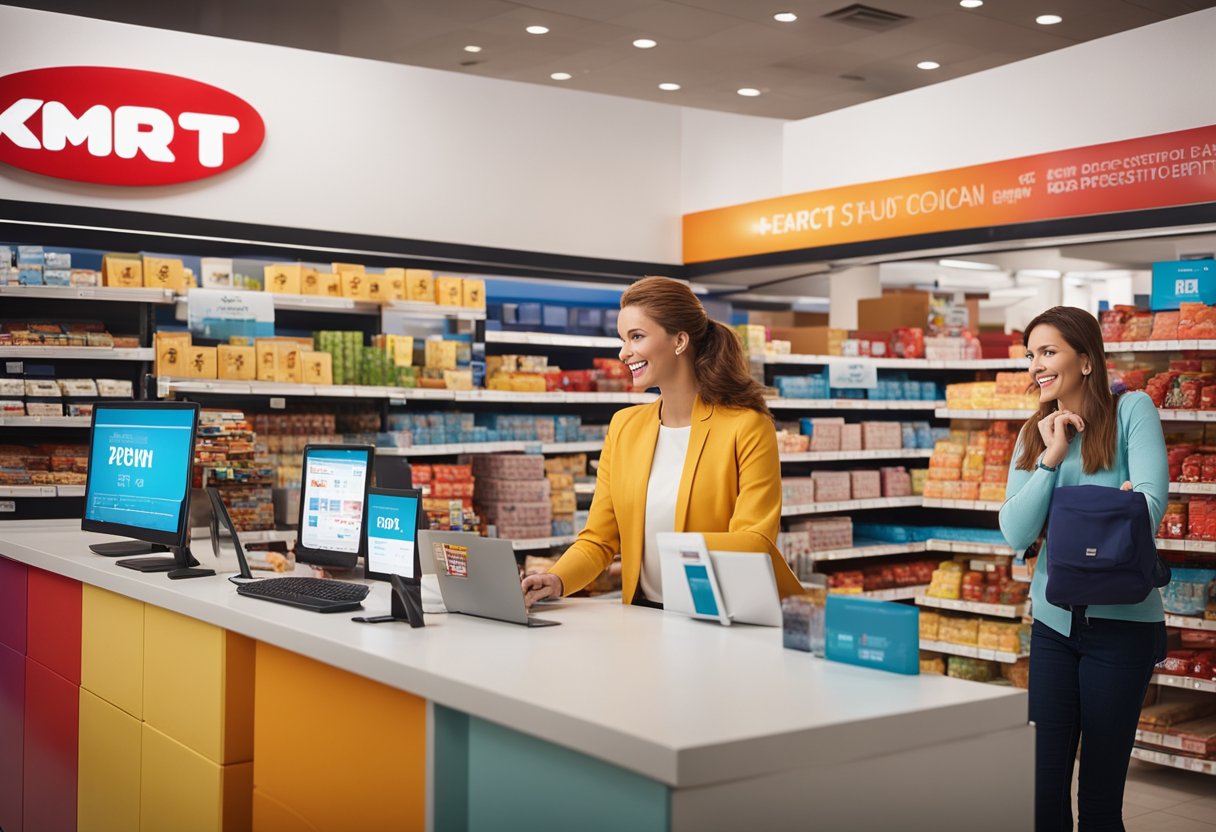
[783,9,1216,194]
[0,5,697,264]
[680,108,784,214]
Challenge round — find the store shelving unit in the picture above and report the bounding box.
[0,285,176,304]
[765,354,1027,370]
[768,398,942,411]
[1150,674,1216,694]
[802,541,927,562]
[1164,615,1216,632]
[934,408,1036,420]
[0,347,153,361]
[1130,746,1216,776]
[859,585,930,601]
[376,440,605,457]
[916,595,1027,619]
[779,448,933,463]
[511,535,577,551]
[1169,482,1216,495]
[1107,340,1216,352]
[1156,538,1216,553]
[781,496,922,517]
[919,640,1026,664]
[0,485,85,497]
[920,498,1004,512]
[485,331,621,349]
[0,416,93,428]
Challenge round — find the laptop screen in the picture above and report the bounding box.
[365,489,421,581]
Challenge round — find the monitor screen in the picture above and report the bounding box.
[364,488,422,582]
[296,445,373,568]
[82,401,199,547]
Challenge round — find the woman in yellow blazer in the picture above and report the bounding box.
[522,276,802,608]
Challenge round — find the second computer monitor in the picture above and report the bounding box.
[295,444,374,569]
[363,487,423,583]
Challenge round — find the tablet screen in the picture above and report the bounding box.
[366,490,421,580]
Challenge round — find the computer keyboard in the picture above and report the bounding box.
[236,577,370,613]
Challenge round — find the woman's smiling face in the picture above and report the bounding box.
[618,304,681,390]
[1026,323,1089,406]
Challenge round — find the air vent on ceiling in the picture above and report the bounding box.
[822,4,910,30]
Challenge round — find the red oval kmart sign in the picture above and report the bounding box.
[0,66,265,186]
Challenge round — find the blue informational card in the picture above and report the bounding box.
[1150,259,1216,311]
[366,491,420,579]
[84,407,195,533]
[824,595,920,675]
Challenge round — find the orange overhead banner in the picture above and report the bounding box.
[683,124,1216,264]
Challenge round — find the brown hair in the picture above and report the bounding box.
[620,276,771,417]
[1015,306,1117,474]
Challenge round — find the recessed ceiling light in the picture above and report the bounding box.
[737,87,762,97]
[1036,14,1062,25]
[959,0,983,7]
[774,12,798,22]
[526,25,550,35]
[917,60,941,70]
[463,45,482,53]
[550,72,572,81]
[658,82,681,91]
[633,38,658,48]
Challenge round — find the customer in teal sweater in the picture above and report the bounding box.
[1000,306,1167,832]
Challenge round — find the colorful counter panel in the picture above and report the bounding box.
[1,522,1035,831]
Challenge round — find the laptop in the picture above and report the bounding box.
[419,530,559,627]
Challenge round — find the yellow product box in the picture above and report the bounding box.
[406,270,434,303]
[255,338,279,381]
[546,473,574,490]
[184,346,217,379]
[312,272,341,297]
[154,331,192,377]
[332,262,365,281]
[340,270,370,299]
[461,278,486,309]
[425,340,458,371]
[443,369,474,391]
[365,272,392,302]
[103,254,143,288]
[487,373,513,391]
[143,257,188,292]
[264,263,302,294]
[434,276,463,307]
[217,345,256,380]
[300,267,321,295]
[551,491,577,515]
[386,334,415,367]
[384,268,407,301]
[509,374,547,393]
[301,351,333,386]
[275,340,304,384]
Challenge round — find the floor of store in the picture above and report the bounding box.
[1089,761,1216,830]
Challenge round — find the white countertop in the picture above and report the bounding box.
[0,520,1028,788]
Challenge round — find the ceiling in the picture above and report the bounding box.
[9,0,1215,119]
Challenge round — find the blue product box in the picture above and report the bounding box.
[16,245,44,265]
[1151,260,1216,311]
[901,380,920,400]
[516,303,542,327]
[542,305,567,328]
[921,381,938,401]
[18,266,43,285]
[824,596,919,675]
[45,252,71,268]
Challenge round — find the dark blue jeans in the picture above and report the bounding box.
[1029,612,1166,832]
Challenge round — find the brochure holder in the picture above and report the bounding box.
[824,595,919,675]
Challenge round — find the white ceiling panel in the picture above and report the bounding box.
[7,0,1214,119]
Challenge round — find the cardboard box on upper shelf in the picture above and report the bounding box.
[155,331,193,377]
[770,326,846,356]
[462,278,486,309]
[200,258,235,289]
[143,257,189,292]
[383,268,407,301]
[217,345,256,380]
[858,291,930,332]
[300,267,321,295]
[255,338,278,381]
[103,254,143,288]
[406,269,434,303]
[301,351,333,386]
[184,346,217,379]
[435,276,463,307]
[264,263,302,294]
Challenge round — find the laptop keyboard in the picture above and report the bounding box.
[237,577,369,613]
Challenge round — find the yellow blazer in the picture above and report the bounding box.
[549,395,803,604]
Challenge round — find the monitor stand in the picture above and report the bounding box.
[116,546,214,580]
[389,575,426,628]
[90,540,169,557]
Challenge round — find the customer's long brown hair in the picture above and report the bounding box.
[1015,306,1117,474]
[620,276,771,417]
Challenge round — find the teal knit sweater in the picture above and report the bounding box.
[999,391,1168,636]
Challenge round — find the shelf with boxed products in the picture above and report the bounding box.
[805,542,929,562]
[1158,410,1216,422]
[859,584,931,601]
[919,639,1026,665]
[0,285,176,304]
[763,354,1028,370]
[782,496,922,517]
[921,498,1004,512]
[1155,538,1216,554]
[171,294,484,320]
[1107,340,1216,352]
[0,485,84,498]
[1151,674,1216,694]
[1130,746,1216,776]
[485,331,622,350]
[922,539,1017,557]
[779,448,935,463]
[0,346,153,361]
[767,398,944,411]
[0,416,92,428]
[1170,483,1216,495]
[510,535,577,551]
[377,440,605,458]
[934,408,1036,420]
[916,595,1027,620]
[1165,615,1216,632]
[449,390,656,405]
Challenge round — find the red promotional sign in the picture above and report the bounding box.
[0,66,265,186]
[684,124,1216,263]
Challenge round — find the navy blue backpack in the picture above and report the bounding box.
[1045,484,1171,608]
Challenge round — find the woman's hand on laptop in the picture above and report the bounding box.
[522,573,563,609]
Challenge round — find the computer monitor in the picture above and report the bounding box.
[373,455,412,490]
[363,487,423,583]
[295,444,374,569]
[82,401,209,577]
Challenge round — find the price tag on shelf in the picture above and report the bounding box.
[5,362,21,374]
[827,360,878,389]
[270,397,286,410]
[0,501,13,513]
